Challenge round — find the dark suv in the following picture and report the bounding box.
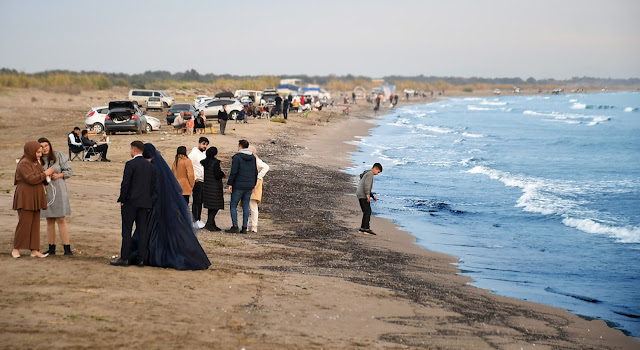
[105,101,148,135]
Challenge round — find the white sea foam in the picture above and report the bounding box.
[524,110,611,126]
[569,99,578,102]
[587,116,611,126]
[461,132,485,138]
[562,218,640,243]
[468,165,639,243]
[571,103,587,109]
[467,105,492,111]
[480,101,507,106]
[416,124,455,134]
[623,107,638,112]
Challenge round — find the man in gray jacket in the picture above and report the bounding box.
[356,163,383,235]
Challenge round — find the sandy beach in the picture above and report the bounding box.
[0,87,638,349]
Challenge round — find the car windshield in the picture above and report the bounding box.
[160,92,169,97]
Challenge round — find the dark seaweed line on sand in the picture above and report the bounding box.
[255,135,606,349]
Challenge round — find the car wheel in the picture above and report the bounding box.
[92,123,104,133]
[230,111,238,120]
[163,102,168,108]
[146,124,152,133]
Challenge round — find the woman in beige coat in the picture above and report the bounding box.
[12,141,54,258]
[248,145,269,233]
[171,146,195,204]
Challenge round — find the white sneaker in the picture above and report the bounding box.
[196,220,206,229]
[192,222,200,229]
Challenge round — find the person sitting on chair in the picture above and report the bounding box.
[173,112,186,134]
[81,130,110,162]
[68,127,84,155]
[194,111,206,134]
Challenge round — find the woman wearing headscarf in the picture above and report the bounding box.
[170,146,195,204]
[12,141,54,258]
[201,147,225,231]
[131,143,210,270]
[39,137,74,256]
[248,145,269,233]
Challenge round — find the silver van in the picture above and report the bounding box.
[128,89,175,108]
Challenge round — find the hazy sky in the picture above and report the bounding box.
[1,0,638,79]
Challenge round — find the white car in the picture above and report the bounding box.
[194,95,210,106]
[84,106,109,133]
[146,96,163,110]
[196,98,244,120]
[145,116,162,132]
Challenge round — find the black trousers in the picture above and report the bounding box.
[183,195,190,204]
[121,204,150,261]
[283,106,288,119]
[192,181,204,221]
[358,198,371,229]
[85,144,108,159]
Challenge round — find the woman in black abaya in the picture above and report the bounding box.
[131,143,210,270]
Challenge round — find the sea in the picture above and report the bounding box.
[349,92,640,336]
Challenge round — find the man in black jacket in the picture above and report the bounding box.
[218,105,228,135]
[112,141,156,267]
[81,130,110,162]
[226,139,258,234]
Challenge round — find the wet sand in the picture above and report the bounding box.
[0,87,638,349]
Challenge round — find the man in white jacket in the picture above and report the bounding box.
[188,137,209,228]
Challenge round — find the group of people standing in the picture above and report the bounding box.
[12,139,75,258]
[11,135,269,271]
[110,137,269,270]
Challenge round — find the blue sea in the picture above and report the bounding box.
[350,92,640,336]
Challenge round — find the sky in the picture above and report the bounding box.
[1,0,639,79]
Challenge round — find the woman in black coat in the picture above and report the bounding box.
[201,147,225,231]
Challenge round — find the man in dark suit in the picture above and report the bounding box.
[111,141,156,267]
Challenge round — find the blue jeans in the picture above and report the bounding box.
[230,189,252,228]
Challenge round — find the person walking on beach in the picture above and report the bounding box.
[188,137,209,229]
[112,141,156,267]
[218,105,229,135]
[39,138,74,256]
[356,163,383,235]
[226,139,258,234]
[12,141,54,258]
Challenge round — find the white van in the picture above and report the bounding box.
[128,89,175,108]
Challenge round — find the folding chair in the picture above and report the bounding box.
[83,145,102,162]
[69,147,85,161]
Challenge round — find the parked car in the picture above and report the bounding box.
[84,105,109,133]
[145,116,161,132]
[196,98,243,120]
[146,96,163,110]
[261,93,278,108]
[238,95,254,106]
[194,95,210,106]
[166,103,197,125]
[104,101,148,135]
[128,89,175,108]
